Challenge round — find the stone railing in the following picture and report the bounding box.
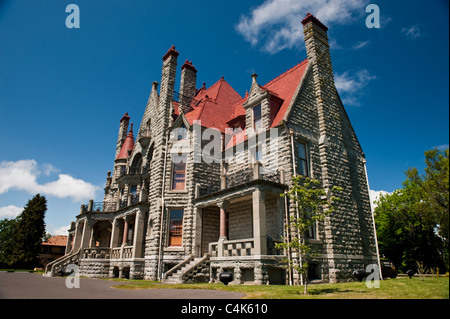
[83,247,111,259]
[44,248,81,277]
[110,246,134,260]
[123,246,133,258]
[111,248,121,259]
[209,238,254,258]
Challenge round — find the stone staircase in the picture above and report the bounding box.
[163,254,210,284]
[43,248,81,277]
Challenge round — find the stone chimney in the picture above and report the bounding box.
[301,13,335,86]
[179,60,197,114]
[159,45,179,129]
[301,13,341,189]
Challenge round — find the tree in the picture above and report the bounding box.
[0,218,18,268]
[406,148,449,269]
[9,194,47,269]
[374,148,448,272]
[276,175,342,294]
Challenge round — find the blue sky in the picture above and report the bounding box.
[0,0,448,235]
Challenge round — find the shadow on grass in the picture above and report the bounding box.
[307,288,356,295]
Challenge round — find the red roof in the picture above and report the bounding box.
[42,235,68,247]
[265,60,309,127]
[116,124,135,159]
[184,77,243,132]
[174,59,308,148]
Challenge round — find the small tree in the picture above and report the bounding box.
[276,175,342,294]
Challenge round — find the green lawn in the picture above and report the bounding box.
[108,276,449,299]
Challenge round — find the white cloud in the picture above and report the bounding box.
[236,0,368,54]
[48,224,70,236]
[0,159,99,202]
[351,40,370,50]
[369,189,391,211]
[0,205,22,219]
[401,24,423,40]
[334,69,376,105]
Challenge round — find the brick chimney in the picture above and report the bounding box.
[179,60,197,114]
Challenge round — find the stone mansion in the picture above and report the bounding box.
[45,13,379,284]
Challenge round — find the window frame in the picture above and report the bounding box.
[296,141,309,177]
[168,209,184,247]
[253,104,262,131]
[171,154,187,191]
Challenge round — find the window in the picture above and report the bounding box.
[253,104,262,131]
[168,209,184,247]
[305,221,316,239]
[297,142,309,177]
[171,155,186,190]
[175,124,187,140]
[252,146,262,163]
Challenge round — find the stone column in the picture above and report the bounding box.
[252,187,267,256]
[65,233,73,254]
[71,221,83,252]
[122,217,129,246]
[193,207,203,257]
[132,211,145,258]
[110,219,120,248]
[80,219,93,250]
[217,201,229,257]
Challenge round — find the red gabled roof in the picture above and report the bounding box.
[184,77,243,132]
[116,124,135,159]
[264,60,308,127]
[42,235,68,247]
[177,59,308,139]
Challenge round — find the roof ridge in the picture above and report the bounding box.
[263,59,308,88]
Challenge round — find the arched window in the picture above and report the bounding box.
[130,153,143,174]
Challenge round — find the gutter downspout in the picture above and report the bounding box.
[363,157,383,280]
[157,129,170,281]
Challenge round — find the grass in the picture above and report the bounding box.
[106,276,449,299]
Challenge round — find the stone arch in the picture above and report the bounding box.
[130,153,143,174]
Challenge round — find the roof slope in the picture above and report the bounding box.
[42,235,68,246]
[184,77,243,132]
[181,60,308,133]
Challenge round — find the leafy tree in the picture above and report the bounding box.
[406,148,449,268]
[9,194,47,269]
[375,148,448,272]
[276,175,341,294]
[0,218,18,268]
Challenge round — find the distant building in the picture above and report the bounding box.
[45,13,379,284]
[39,235,67,268]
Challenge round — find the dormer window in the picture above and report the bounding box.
[253,104,262,131]
[176,124,187,140]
